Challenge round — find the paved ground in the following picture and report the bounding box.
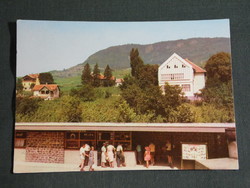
[13,161,178,173]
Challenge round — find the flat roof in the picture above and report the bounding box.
[15,122,236,133]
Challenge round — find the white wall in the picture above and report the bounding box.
[193,73,205,94]
[14,148,26,162]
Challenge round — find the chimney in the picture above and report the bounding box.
[35,77,40,85]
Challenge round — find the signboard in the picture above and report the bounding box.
[182,143,207,160]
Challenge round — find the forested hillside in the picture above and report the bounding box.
[51,37,230,78]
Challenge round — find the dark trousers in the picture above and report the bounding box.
[116,151,125,167]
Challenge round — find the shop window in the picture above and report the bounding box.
[65,131,132,151]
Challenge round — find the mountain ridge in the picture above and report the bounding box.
[51,37,230,78]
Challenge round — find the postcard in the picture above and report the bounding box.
[14,19,238,173]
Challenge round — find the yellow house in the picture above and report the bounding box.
[22,74,40,91]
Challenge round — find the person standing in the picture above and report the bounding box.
[101,142,107,168]
[84,143,90,166]
[116,143,126,167]
[88,146,95,171]
[144,146,151,168]
[149,142,155,165]
[107,143,115,168]
[79,144,86,171]
[166,140,173,168]
[136,144,142,165]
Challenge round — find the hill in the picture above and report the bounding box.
[51,37,230,78]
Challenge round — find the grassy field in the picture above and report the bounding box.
[54,68,131,94]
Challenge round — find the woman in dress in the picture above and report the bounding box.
[88,146,95,171]
[144,146,151,168]
[107,144,115,168]
[101,142,107,168]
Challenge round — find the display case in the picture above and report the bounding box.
[65,131,132,151]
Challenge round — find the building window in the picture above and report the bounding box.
[174,65,178,68]
[182,64,186,68]
[166,65,170,69]
[161,73,184,80]
[182,84,191,92]
[65,131,132,151]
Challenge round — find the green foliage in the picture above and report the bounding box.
[92,63,101,87]
[104,91,111,98]
[167,104,195,123]
[16,78,23,93]
[16,97,42,115]
[191,103,234,123]
[81,97,120,122]
[70,84,96,102]
[130,48,144,79]
[39,72,54,84]
[200,52,234,120]
[205,52,231,86]
[103,65,115,87]
[54,76,81,94]
[57,96,82,122]
[137,64,159,88]
[119,75,138,90]
[116,100,137,122]
[81,63,93,85]
[163,83,184,109]
[121,49,188,122]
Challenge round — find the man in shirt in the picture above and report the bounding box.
[116,143,125,167]
[84,143,90,166]
[79,144,86,171]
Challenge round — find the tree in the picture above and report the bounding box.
[130,48,144,79]
[201,52,233,107]
[70,84,96,102]
[117,100,137,122]
[103,65,115,87]
[16,97,42,115]
[92,63,101,87]
[57,96,82,122]
[204,52,232,87]
[16,78,23,93]
[39,72,54,84]
[137,64,159,89]
[81,63,92,85]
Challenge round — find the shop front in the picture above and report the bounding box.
[14,123,237,169]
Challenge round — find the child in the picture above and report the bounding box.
[88,146,95,171]
[144,146,151,168]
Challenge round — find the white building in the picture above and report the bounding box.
[158,53,206,99]
[32,84,60,100]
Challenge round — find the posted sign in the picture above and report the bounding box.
[182,143,207,160]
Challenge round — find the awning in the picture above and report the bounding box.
[15,122,236,133]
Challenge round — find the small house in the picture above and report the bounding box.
[32,84,60,100]
[115,78,124,87]
[22,74,40,91]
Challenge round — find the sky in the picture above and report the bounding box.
[17,19,230,77]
